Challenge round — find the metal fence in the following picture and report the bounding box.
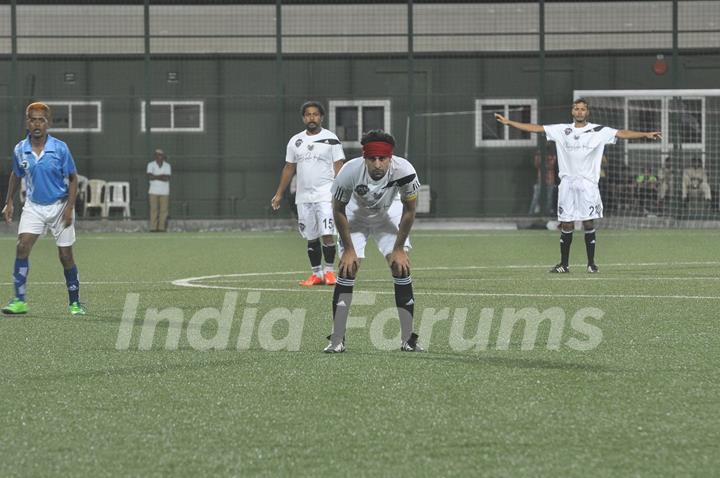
[1,0,719,220]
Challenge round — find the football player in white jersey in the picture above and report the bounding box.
[271,101,345,286]
[496,99,661,273]
[324,130,423,353]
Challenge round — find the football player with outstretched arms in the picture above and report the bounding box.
[496,98,661,273]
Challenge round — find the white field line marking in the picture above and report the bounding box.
[82,234,289,240]
[171,261,720,300]
[412,261,720,270]
[10,275,718,287]
[174,261,720,281]
[8,261,715,287]
[201,276,720,283]
[0,280,168,286]
[414,233,720,238]
[0,234,290,241]
[168,284,720,301]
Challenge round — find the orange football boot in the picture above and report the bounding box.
[323,271,337,286]
[299,274,324,287]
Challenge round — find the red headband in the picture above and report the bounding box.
[362,141,393,159]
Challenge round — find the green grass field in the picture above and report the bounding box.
[1,229,718,477]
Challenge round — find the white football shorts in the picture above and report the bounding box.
[339,199,411,259]
[18,199,76,246]
[557,176,603,222]
[297,201,335,240]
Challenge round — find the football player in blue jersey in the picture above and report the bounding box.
[1,102,85,315]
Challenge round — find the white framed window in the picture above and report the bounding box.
[141,101,204,132]
[46,101,102,133]
[475,99,537,147]
[625,96,704,151]
[329,100,391,149]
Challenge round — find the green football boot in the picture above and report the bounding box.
[2,298,28,315]
[69,302,87,316]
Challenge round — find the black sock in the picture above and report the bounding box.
[393,276,414,342]
[560,230,573,267]
[307,239,322,269]
[331,277,354,344]
[585,229,596,265]
[322,244,336,265]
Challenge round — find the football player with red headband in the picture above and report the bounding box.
[325,130,423,353]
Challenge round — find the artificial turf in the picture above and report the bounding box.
[1,229,718,476]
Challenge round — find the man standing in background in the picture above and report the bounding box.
[147,148,171,232]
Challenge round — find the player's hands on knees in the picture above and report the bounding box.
[270,194,282,211]
[389,249,411,277]
[1,203,13,224]
[338,250,359,278]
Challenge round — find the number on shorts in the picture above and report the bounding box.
[323,218,334,230]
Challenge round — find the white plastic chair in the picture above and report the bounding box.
[19,177,27,204]
[84,179,107,217]
[76,174,88,215]
[106,181,131,218]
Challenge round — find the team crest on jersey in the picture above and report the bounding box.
[295,139,303,147]
[564,128,572,136]
[20,160,29,170]
[307,144,314,151]
[355,185,369,196]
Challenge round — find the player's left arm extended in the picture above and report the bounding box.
[494,114,545,133]
[616,129,662,140]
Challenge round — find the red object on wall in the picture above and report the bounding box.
[653,54,668,75]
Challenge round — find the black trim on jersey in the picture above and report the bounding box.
[582,125,605,134]
[334,188,347,202]
[383,174,416,189]
[313,138,342,145]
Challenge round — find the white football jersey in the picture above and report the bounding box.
[332,155,420,213]
[544,123,617,183]
[285,128,345,203]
